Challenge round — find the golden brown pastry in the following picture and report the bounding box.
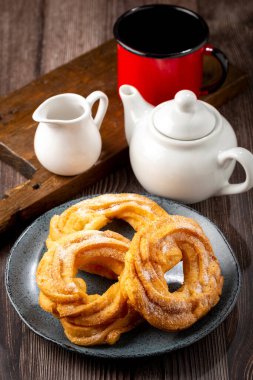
[120,216,224,331]
[36,193,223,347]
[46,193,171,248]
[36,230,141,346]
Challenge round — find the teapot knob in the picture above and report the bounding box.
[175,90,197,113]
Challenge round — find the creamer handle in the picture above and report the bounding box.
[216,147,253,195]
[86,91,108,130]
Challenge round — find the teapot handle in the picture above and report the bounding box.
[215,147,253,195]
[86,91,108,130]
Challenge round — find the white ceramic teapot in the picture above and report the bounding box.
[119,85,253,203]
[33,91,108,175]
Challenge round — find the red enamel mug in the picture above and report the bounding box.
[113,4,228,105]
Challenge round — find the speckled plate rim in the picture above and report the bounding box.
[5,194,241,359]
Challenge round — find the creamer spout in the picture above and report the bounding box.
[32,93,87,125]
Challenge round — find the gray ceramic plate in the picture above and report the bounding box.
[6,195,241,359]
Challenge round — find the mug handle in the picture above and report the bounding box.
[200,44,229,95]
[215,147,253,196]
[86,91,109,130]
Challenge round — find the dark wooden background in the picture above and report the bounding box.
[0,0,252,379]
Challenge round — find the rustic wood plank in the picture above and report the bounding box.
[0,0,44,96]
[196,1,253,377]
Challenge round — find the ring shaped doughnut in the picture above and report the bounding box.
[120,217,224,331]
[36,230,141,346]
[46,193,172,248]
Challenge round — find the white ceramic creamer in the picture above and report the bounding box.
[119,85,253,203]
[33,92,108,175]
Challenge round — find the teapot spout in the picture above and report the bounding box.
[119,85,153,144]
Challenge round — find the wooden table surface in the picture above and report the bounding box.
[0,1,252,379]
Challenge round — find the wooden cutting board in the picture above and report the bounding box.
[0,40,248,234]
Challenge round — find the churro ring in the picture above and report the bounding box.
[36,230,141,346]
[47,193,171,248]
[120,217,224,331]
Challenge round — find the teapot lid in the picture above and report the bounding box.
[153,90,216,140]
